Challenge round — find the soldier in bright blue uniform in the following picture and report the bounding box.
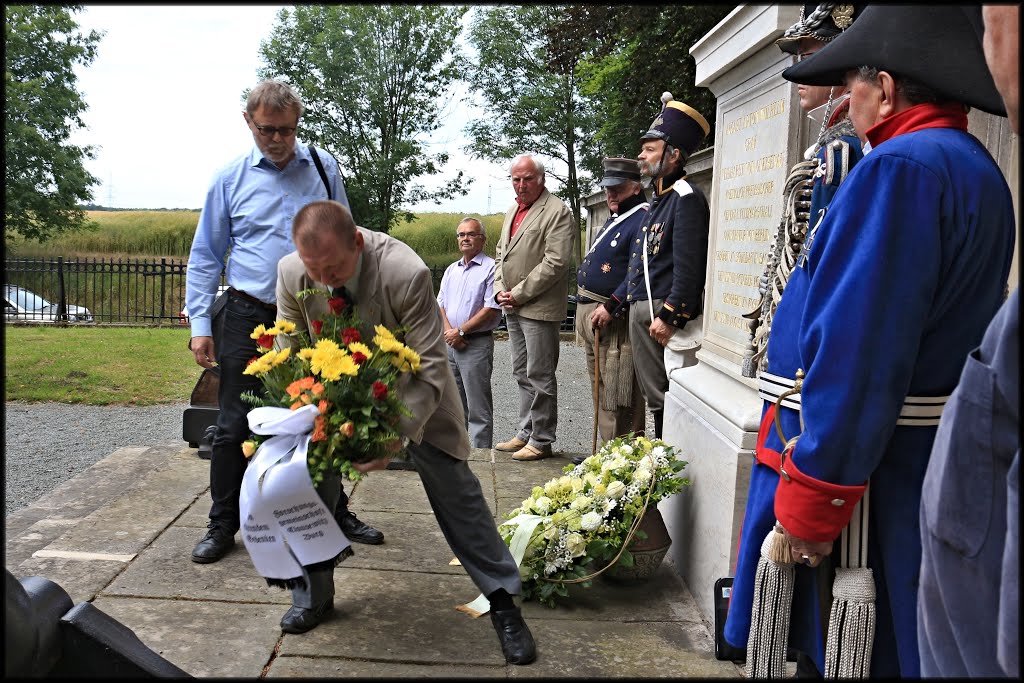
[602,98,711,439]
[724,5,1014,677]
[742,2,865,381]
[575,158,648,460]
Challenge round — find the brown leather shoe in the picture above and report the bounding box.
[512,444,552,461]
[494,436,528,452]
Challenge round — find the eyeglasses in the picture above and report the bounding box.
[252,123,297,138]
[457,231,482,239]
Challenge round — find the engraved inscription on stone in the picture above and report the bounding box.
[707,86,793,355]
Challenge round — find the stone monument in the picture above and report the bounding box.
[659,3,1021,629]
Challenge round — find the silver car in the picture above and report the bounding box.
[4,284,94,323]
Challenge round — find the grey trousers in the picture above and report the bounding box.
[447,334,495,448]
[291,473,343,609]
[505,313,560,448]
[628,299,669,412]
[292,438,521,609]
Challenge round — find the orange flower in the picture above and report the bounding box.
[290,400,302,410]
[311,382,325,397]
[318,399,330,414]
[312,415,327,442]
[287,376,316,398]
[339,421,355,438]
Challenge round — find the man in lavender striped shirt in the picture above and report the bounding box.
[437,217,502,448]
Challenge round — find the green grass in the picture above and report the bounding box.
[5,210,508,265]
[5,326,201,405]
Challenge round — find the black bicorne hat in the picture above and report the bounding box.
[776,3,865,54]
[599,158,642,187]
[640,98,711,159]
[782,5,1007,116]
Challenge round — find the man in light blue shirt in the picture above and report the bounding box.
[185,79,381,565]
[437,217,502,448]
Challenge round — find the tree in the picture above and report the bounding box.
[564,5,735,178]
[257,5,469,233]
[464,4,599,255]
[5,5,102,242]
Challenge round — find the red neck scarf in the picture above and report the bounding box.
[866,101,969,149]
[826,98,851,128]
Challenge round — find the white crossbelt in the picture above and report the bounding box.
[757,371,949,426]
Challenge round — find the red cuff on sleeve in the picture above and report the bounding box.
[774,445,867,543]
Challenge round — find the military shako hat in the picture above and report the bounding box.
[776,3,864,54]
[598,157,642,188]
[640,93,711,159]
[782,5,1007,117]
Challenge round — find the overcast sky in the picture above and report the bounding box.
[67,5,513,215]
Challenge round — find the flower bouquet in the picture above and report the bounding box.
[239,288,420,484]
[498,435,690,607]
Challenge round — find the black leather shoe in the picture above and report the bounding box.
[280,600,333,634]
[490,606,537,665]
[569,453,588,465]
[190,525,235,564]
[335,509,384,545]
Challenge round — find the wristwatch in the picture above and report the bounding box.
[458,328,466,338]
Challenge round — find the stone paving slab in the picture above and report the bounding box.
[104,526,291,604]
[92,595,283,678]
[338,510,465,576]
[504,619,737,678]
[266,657,505,678]
[348,469,433,514]
[41,449,209,557]
[10,555,129,605]
[277,567,505,666]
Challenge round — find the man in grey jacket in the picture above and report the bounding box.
[271,200,536,666]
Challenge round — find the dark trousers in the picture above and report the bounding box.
[207,293,277,534]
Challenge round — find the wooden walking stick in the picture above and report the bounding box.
[591,326,601,456]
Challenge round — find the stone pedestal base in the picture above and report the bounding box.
[658,361,761,624]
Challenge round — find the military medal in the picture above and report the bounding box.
[601,263,612,273]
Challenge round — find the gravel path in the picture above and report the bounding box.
[5,339,635,516]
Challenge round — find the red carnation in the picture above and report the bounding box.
[257,334,274,349]
[352,351,368,365]
[328,297,347,315]
[341,327,361,345]
[311,319,324,336]
[246,356,260,366]
[372,380,388,400]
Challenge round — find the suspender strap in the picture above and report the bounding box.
[308,145,332,201]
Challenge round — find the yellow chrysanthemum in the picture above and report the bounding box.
[249,324,268,340]
[297,348,315,362]
[243,355,273,376]
[374,335,402,353]
[316,352,359,382]
[347,341,372,358]
[273,320,296,335]
[374,324,396,341]
[310,339,344,379]
[266,347,291,368]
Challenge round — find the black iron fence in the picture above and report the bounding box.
[4,257,577,330]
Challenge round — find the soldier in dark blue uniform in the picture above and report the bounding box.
[575,158,649,463]
[602,97,711,439]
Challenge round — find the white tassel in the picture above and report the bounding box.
[824,487,876,678]
[745,523,795,678]
[825,567,876,677]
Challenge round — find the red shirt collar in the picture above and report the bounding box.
[866,102,969,149]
